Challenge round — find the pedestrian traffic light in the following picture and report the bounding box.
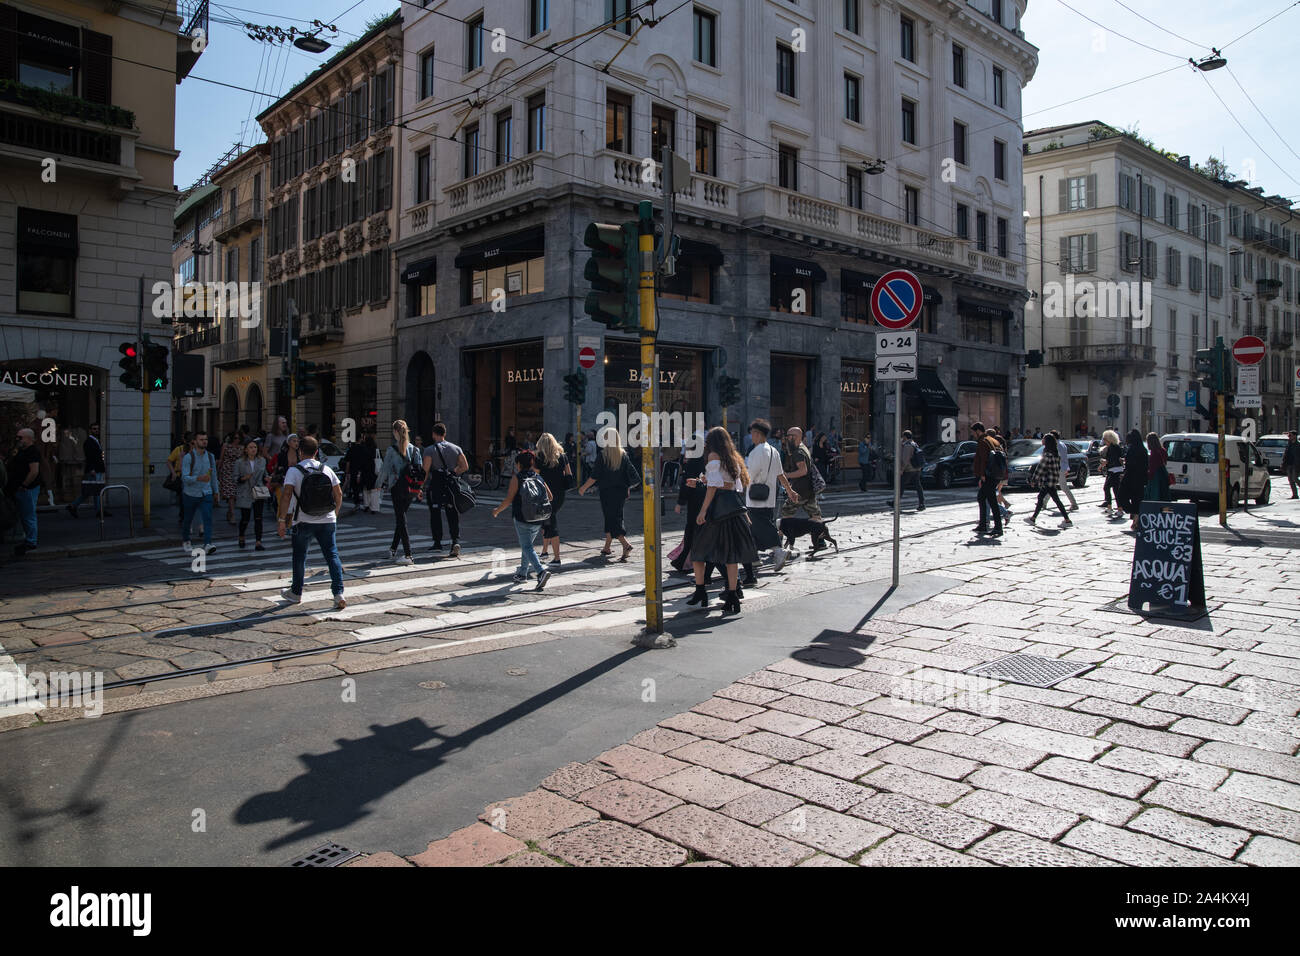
[142,339,169,391]
[1106,393,1121,419]
[1026,349,1043,369]
[1194,347,1225,391]
[563,369,587,405]
[295,358,318,396]
[583,221,639,331]
[117,342,141,390]
[717,374,740,408]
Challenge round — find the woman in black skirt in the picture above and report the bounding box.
[671,431,707,574]
[688,427,758,615]
[577,426,640,561]
[535,432,572,567]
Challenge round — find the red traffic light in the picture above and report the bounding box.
[119,343,138,358]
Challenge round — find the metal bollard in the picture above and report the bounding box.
[97,484,135,541]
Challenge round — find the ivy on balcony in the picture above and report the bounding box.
[0,80,135,130]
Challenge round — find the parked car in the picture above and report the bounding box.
[1163,433,1271,507]
[1257,434,1290,474]
[1005,439,1089,489]
[1064,439,1102,476]
[918,441,979,488]
[318,440,345,474]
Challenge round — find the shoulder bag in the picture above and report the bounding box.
[748,445,773,502]
[435,444,476,514]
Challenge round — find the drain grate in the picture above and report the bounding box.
[286,842,360,867]
[965,653,1095,688]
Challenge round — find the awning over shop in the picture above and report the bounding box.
[844,268,942,304]
[454,226,546,269]
[958,298,1013,321]
[678,237,723,265]
[401,257,436,284]
[770,254,827,282]
[904,368,959,412]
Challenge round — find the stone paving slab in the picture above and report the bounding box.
[349,512,1300,866]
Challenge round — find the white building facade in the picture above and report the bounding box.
[1024,121,1300,439]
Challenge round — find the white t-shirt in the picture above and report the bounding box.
[283,459,340,525]
[745,442,782,509]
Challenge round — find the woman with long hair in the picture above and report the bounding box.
[688,427,758,615]
[1121,429,1149,531]
[1144,432,1172,505]
[219,432,241,523]
[1100,429,1125,517]
[234,438,268,550]
[1026,433,1072,527]
[378,419,421,565]
[534,432,572,566]
[577,426,640,561]
[491,449,554,589]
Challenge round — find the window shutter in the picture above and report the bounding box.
[357,158,368,220]
[81,29,113,105]
[359,83,370,140]
[385,68,395,128]
[382,149,393,211]
[1059,236,1069,272]
[1086,174,1097,209]
[1087,233,1097,272]
[1058,178,1069,213]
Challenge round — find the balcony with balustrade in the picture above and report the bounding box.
[443,153,554,223]
[212,330,265,368]
[213,199,263,243]
[300,309,344,346]
[1049,343,1157,374]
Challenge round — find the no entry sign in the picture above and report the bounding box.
[1232,335,1265,366]
[871,269,924,331]
[578,346,597,369]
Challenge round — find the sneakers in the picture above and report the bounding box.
[449,543,460,558]
[1069,505,1079,512]
[181,542,192,553]
[771,548,788,572]
[254,542,265,551]
[1062,519,1074,527]
[334,595,347,610]
[512,573,527,584]
[430,542,443,552]
[400,554,414,566]
[535,569,551,591]
[917,505,926,511]
[205,544,217,555]
[389,548,398,561]
[549,558,562,567]
[988,530,1004,538]
[281,588,302,604]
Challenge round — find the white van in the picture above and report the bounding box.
[1257,435,1290,474]
[1162,433,1272,507]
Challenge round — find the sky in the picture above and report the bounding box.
[175,0,1300,204]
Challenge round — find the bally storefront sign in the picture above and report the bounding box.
[506,367,543,384]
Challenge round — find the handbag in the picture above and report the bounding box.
[707,488,747,521]
[810,463,827,496]
[748,445,773,502]
[1027,462,1041,488]
[162,473,182,493]
[435,443,475,513]
[668,538,684,562]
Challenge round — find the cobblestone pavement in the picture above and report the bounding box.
[0,480,1099,726]
[347,494,1300,867]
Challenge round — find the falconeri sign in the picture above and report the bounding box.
[0,369,95,388]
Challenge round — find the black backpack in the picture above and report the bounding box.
[397,444,425,494]
[518,471,552,523]
[292,461,335,517]
[986,443,1008,481]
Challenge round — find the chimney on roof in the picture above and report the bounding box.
[1178,156,1191,167]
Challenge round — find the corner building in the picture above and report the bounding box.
[394,0,1037,470]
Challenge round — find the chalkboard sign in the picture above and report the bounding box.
[1128,501,1206,616]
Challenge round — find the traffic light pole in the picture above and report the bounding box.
[1218,392,1227,527]
[137,276,152,529]
[637,201,663,635]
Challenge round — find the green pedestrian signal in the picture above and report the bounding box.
[117,342,141,390]
[142,339,169,391]
[583,221,639,331]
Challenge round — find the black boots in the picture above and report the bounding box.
[687,584,709,608]
[721,589,741,615]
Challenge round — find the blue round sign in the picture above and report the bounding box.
[871,269,924,330]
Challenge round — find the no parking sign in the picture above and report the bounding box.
[871,269,924,331]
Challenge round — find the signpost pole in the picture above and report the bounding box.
[892,381,903,588]
[1218,393,1227,527]
[575,404,582,488]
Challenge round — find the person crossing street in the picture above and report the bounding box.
[277,435,346,610]
[180,430,220,554]
[780,426,821,521]
[971,422,1004,538]
[898,430,926,511]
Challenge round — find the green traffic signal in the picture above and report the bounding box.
[583,221,639,331]
[143,342,169,391]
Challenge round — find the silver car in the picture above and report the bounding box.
[1257,435,1289,474]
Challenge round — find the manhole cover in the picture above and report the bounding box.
[506,667,527,676]
[965,653,1094,688]
[418,680,447,690]
[286,842,359,867]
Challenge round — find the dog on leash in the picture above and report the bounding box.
[778,515,839,555]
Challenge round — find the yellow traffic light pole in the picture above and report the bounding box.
[637,205,662,634]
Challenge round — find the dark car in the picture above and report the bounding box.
[1064,439,1102,476]
[917,441,979,488]
[1006,439,1089,489]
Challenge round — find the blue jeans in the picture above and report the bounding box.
[182,494,214,546]
[69,473,105,516]
[15,486,38,545]
[513,518,544,577]
[292,522,344,596]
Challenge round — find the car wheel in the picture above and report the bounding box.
[1073,469,1087,488]
[1256,480,1271,506]
[936,467,952,489]
[1228,482,1240,509]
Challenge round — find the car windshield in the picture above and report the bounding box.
[1258,439,1287,449]
[1009,440,1040,458]
[319,441,342,457]
[923,442,956,459]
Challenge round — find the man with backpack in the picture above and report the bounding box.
[971,422,1005,538]
[422,422,471,557]
[780,426,822,520]
[490,449,553,590]
[277,435,346,609]
[181,430,220,554]
[899,430,926,511]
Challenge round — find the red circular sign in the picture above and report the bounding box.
[871,269,924,331]
[1232,335,1266,366]
[578,346,597,369]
